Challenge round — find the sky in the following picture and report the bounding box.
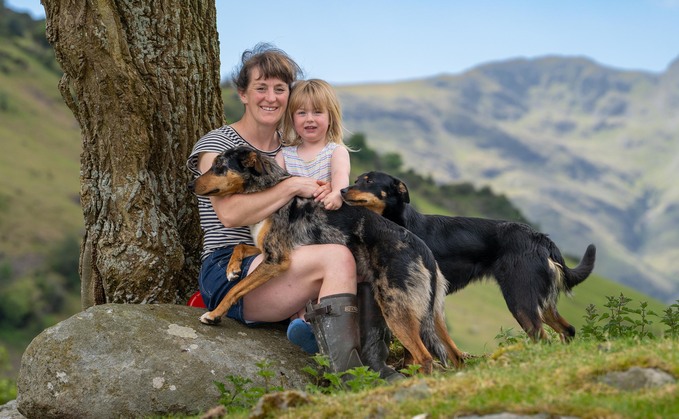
[7,0,679,85]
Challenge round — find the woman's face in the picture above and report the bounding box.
[239,67,289,128]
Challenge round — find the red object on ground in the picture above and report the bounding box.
[187,291,206,308]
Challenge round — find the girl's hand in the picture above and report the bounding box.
[322,192,343,210]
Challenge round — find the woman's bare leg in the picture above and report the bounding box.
[242,244,356,323]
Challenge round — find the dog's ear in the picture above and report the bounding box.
[243,150,266,175]
[394,178,410,203]
[258,155,275,176]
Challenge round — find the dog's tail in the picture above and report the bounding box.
[420,316,448,366]
[559,244,597,290]
[420,269,452,366]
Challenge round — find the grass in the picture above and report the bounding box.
[198,293,677,418]
[202,338,678,419]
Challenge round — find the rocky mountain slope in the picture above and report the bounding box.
[336,55,679,303]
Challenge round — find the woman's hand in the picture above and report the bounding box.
[284,177,329,199]
[312,181,332,202]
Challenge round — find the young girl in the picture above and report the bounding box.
[275,79,403,380]
[275,79,351,210]
[275,79,351,353]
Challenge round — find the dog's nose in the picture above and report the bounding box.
[340,186,349,194]
[188,181,195,192]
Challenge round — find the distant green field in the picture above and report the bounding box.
[445,269,669,354]
[0,36,83,258]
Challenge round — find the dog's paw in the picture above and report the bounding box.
[199,312,222,325]
[226,270,241,281]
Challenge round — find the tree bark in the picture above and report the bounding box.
[42,0,223,307]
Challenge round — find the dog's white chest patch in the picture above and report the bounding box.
[249,220,265,244]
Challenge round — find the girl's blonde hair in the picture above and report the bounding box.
[282,79,346,147]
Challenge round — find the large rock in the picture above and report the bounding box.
[16,304,312,419]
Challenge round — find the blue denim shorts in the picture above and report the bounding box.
[199,245,257,323]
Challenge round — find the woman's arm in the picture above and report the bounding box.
[198,151,324,227]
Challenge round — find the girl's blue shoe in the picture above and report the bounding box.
[287,318,319,354]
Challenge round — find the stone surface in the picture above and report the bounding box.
[0,400,24,419]
[16,304,312,419]
[597,366,676,391]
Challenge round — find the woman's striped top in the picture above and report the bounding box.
[186,125,281,261]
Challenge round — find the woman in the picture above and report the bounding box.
[186,44,361,374]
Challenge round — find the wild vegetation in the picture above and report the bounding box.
[206,295,679,418]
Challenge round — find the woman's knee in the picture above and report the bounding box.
[327,244,355,270]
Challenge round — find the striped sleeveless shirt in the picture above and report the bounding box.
[186,125,281,261]
[281,142,338,182]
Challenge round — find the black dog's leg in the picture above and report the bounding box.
[357,283,404,381]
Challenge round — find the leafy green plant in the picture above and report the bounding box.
[600,293,635,338]
[621,300,656,339]
[398,363,423,377]
[581,303,605,341]
[579,293,675,341]
[493,327,524,347]
[214,374,257,414]
[303,354,385,394]
[214,359,284,415]
[660,300,679,338]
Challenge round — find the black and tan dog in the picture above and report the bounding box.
[189,146,464,373]
[341,171,597,342]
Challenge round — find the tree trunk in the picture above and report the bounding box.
[42,0,223,307]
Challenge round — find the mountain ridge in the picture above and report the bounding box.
[336,54,679,303]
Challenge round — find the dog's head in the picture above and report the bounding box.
[341,171,410,215]
[189,146,288,196]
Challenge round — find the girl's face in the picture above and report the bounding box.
[239,67,289,128]
[293,99,329,145]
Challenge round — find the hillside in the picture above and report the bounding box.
[0,5,83,379]
[0,7,83,262]
[336,56,679,304]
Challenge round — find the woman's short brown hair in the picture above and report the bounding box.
[231,43,303,92]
